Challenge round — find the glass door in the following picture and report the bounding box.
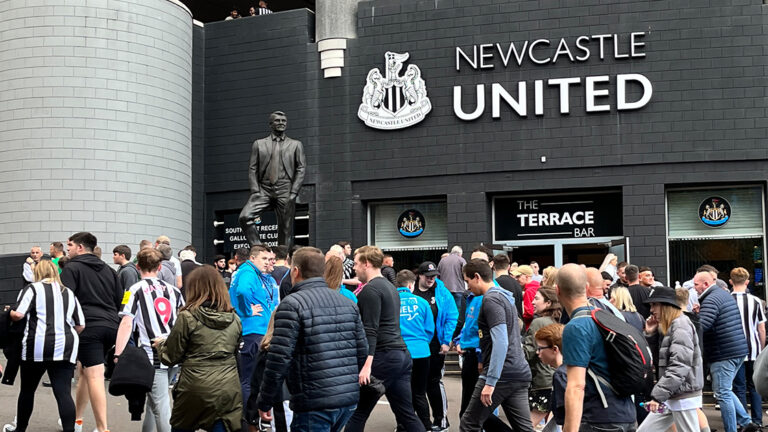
[508,245,555,268]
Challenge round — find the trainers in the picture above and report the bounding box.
[742,424,760,432]
[257,419,271,431]
[57,418,62,431]
[3,416,17,432]
[73,419,83,432]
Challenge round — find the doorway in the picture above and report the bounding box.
[502,237,628,268]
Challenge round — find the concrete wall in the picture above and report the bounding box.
[0,0,194,255]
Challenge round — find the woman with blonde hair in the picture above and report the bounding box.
[324,255,357,303]
[639,287,702,432]
[541,266,558,288]
[155,265,242,432]
[610,286,644,331]
[599,253,618,281]
[523,286,561,427]
[9,259,85,432]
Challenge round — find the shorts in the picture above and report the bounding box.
[78,326,117,368]
[529,388,552,412]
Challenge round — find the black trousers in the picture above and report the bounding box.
[346,349,424,432]
[460,348,480,418]
[427,348,448,428]
[412,357,432,430]
[238,180,295,246]
[16,361,75,432]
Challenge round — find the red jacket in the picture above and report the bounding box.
[522,281,541,329]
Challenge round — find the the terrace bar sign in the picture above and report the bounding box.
[493,192,623,241]
[454,32,652,120]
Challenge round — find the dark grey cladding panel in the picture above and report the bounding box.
[0,254,28,305]
[197,1,768,270]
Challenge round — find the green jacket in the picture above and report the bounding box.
[523,316,556,390]
[159,306,243,431]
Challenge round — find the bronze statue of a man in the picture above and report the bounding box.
[239,111,306,247]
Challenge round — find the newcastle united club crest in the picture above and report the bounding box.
[699,196,731,227]
[398,209,425,238]
[358,52,432,130]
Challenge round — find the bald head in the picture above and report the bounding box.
[585,267,604,298]
[693,271,714,295]
[556,263,587,300]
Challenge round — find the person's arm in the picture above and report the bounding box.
[424,305,436,343]
[563,365,587,432]
[439,286,459,349]
[354,311,370,370]
[651,322,695,403]
[175,275,183,289]
[523,288,535,322]
[158,311,190,366]
[60,267,77,295]
[114,315,134,358]
[11,287,33,321]
[358,289,382,355]
[342,277,360,287]
[22,262,34,283]
[697,295,715,332]
[249,140,261,194]
[485,323,509,387]
[71,295,86,334]
[290,140,306,198]
[759,322,766,349]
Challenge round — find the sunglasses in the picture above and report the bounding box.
[536,346,554,352]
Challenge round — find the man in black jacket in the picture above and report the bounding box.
[255,247,368,432]
[61,232,121,432]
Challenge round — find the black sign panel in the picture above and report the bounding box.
[214,205,309,256]
[493,192,622,241]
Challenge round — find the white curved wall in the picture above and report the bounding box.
[0,0,193,254]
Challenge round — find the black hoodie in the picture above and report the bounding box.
[61,253,121,328]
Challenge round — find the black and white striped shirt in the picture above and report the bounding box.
[732,291,767,361]
[120,278,184,368]
[257,7,272,15]
[15,281,85,364]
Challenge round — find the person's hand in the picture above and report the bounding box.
[644,400,660,413]
[440,344,450,354]
[477,362,483,373]
[645,315,658,334]
[259,409,273,422]
[456,344,464,355]
[481,384,495,407]
[25,257,33,264]
[359,363,372,385]
[289,193,298,201]
[251,304,263,317]
[692,303,700,313]
[152,338,166,349]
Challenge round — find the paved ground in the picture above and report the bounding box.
[0,369,753,431]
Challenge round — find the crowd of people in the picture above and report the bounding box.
[225,1,273,20]
[2,235,768,432]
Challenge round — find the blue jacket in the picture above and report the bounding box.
[459,294,482,350]
[698,286,748,363]
[433,279,459,346]
[229,261,279,336]
[339,286,358,304]
[398,287,435,359]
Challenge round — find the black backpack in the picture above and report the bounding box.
[574,308,654,404]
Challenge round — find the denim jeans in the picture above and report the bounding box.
[171,419,226,432]
[290,405,356,432]
[711,357,752,432]
[733,360,763,425]
[143,368,172,432]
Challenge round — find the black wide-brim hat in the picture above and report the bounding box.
[643,286,681,309]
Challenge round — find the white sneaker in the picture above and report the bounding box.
[73,419,82,432]
[2,417,16,432]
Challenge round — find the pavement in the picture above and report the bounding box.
[0,369,754,431]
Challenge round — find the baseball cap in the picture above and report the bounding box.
[512,265,533,277]
[416,261,439,277]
